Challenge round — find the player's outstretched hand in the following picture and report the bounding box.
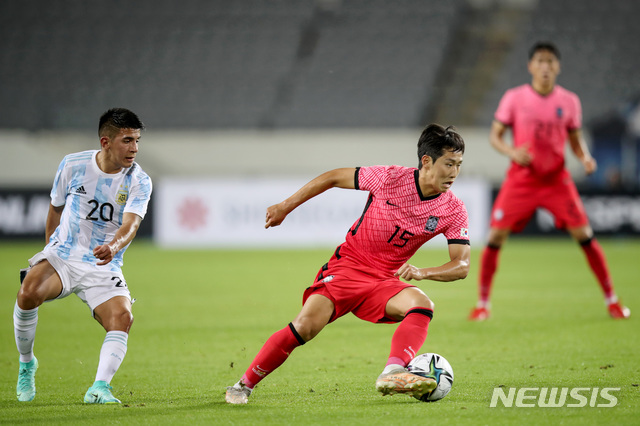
[265,203,288,229]
[395,263,424,281]
[93,244,117,265]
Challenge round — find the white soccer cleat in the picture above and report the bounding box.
[225,382,252,404]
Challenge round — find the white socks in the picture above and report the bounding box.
[13,302,38,363]
[14,301,129,384]
[94,331,128,383]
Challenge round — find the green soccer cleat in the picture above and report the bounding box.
[84,381,121,404]
[17,357,38,402]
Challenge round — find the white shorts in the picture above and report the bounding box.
[28,248,132,316]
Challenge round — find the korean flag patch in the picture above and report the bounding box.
[460,228,469,238]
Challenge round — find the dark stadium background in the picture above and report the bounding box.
[1,0,638,240]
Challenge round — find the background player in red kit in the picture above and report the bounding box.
[226,124,470,404]
[468,41,630,321]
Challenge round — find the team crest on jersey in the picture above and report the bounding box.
[425,215,439,232]
[116,190,128,205]
[556,107,563,118]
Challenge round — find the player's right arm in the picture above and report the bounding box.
[489,120,532,166]
[45,204,64,243]
[265,168,357,229]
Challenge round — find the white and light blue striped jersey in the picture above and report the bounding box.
[47,150,152,269]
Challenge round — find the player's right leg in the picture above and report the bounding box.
[225,294,334,404]
[15,260,63,401]
[469,228,510,321]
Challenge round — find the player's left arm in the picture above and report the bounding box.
[395,242,470,282]
[93,212,142,265]
[568,128,597,175]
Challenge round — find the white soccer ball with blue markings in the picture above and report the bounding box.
[407,353,454,402]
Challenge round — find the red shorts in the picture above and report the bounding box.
[490,170,589,232]
[303,249,414,324]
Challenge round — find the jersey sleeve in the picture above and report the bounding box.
[356,165,394,195]
[494,89,515,126]
[124,170,152,219]
[50,156,69,207]
[443,199,470,244]
[566,91,582,131]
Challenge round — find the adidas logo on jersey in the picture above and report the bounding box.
[75,186,86,194]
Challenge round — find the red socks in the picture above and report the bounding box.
[243,309,435,387]
[386,308,433,367]
[241,323,305,389]
[478,238,615,304]
[580,238,615,299]
[478,245,500,305]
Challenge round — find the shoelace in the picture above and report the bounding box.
[94,384,115,401]
[18,368,34,387]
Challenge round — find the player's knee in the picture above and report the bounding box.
[421,297,435,312]
[291,321,314,342]
[103,309,134,333]
[17,284,45,309]
[488,228,509,247]
[291,316,324,342]
[119,310,134,331]
[410,292,434,312]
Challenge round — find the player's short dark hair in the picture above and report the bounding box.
[528,41,561,61]
[417,124,465,168]
[99,108,144,138]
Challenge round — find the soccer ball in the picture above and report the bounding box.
[407,353,454,402]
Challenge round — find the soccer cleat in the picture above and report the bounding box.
[468,306,490,321]
[608,302,630,319]
[84,381,121,404]
[225,382,252,404]
[375,368,436,399]
[17,357,38,402]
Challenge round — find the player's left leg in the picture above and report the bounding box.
[569,225,630,319]
[376,288,436,398]
[84,296,133,404]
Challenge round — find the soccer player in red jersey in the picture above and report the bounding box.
[468,41,630,321]
[226,124,471,404]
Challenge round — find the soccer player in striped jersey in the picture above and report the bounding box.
[468,41,630,321]
[13,108,152,404]
[226,124,470,404]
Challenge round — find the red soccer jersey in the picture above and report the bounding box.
[337,165,470,275]
[495,84,582,180]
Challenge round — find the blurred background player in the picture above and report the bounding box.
[13,108,152,403]
[468,42,630,321]
[226,124,470,404]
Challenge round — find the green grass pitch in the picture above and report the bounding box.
[1,238,638,425]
